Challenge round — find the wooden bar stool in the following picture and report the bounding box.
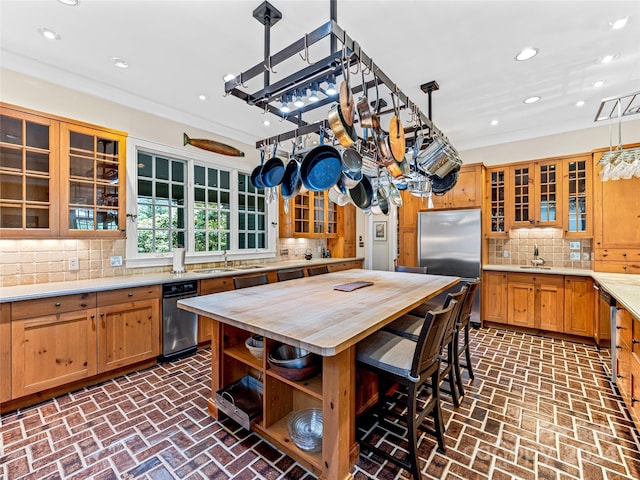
[384,287,467,408]
[306,265,329,276]
[232,273,269,289]
[356,301,458,479]
[395,265,428,274]
[277,268,305,282]
[454,278,481,397]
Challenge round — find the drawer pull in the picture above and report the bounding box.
[632,339,639,345]
[633,397,639,403]
[617,374,624,378]
[616,326,622,330]
[616,345,622,349]
[128,292,134,297]
[55,302,61,307]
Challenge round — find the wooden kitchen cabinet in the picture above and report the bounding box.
[616,306,633,404]
[198,276,236,345]
[96,286,160,373]
[11,293,98,397]
[0,103,127,238]
[509,159,563,229]
[279,191,337,238]
[485,166,509,237]
[563,154,592,237]
[397,190,421,267]
[327,203,356,258]
[593,144,640,273]
[482,271,508,324]
[430,163,483,209]
[507,273,564,332]
[1,303,12,403]
[564,276,595,337]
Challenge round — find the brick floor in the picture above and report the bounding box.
[1,327,639,479]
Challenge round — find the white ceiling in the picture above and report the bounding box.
[1,0,639,152]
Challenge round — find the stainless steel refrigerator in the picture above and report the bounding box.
[418,209,482,325]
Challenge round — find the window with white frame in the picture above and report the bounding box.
[127,142,272,265]
[193,164,231,252]
[136,152,186,253]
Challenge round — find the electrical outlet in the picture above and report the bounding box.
[569,252,581,261]
[110,255,123,267]
[503,250,509,258]
[583,252,590,261]
[569,241,581,250]
[68,258,79,271]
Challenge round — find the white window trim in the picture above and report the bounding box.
[125,136,277,269]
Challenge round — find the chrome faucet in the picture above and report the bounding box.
[531,244,546,266]
[223,250,228,269]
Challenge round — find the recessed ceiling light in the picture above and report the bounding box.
[111,57,129,68]
[610,16,629,30]
[523,96,541,104]
[593,80,604,88]
[515,47,539,61]
[37,27,61,40]
[198,94,207,101]
[576,100,585,107]
[223,73,235,82]
[263,119,270,126]
[490,120,499,126]
[58,0,79,5]
[599,54,617,64]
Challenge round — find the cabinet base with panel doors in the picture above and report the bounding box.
[593,143,640,274]
[614,305,640,433]
[0,103,127,238]
[482,271,595,340]
[10,293,98,399]
[1,303,13,403]
[3,288,161,413]
[96,286,161,373]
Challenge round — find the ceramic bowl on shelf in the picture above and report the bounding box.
[245,335,264,359]
[287,408,323,452]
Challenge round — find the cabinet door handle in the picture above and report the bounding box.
[616,326,622,330]
[633,397,639,403]
[616,345,622,349]
[633,339,639,345]
[617,374,624,378]
[55,302,61,307]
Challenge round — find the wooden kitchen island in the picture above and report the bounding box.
[178,269,459,480]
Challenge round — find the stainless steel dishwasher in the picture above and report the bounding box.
[161,280,198,361]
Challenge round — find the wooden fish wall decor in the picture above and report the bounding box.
[183,133,245,157]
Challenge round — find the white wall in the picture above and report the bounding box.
[461,117,640,165]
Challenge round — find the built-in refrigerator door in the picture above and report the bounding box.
[418,209,481,278]
[418,209,482,325]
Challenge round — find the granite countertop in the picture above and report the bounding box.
[591,272,640,320]
[0,257,363,303]
[484,264,640,320]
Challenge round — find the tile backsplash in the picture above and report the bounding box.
[488,228,592,269]
[0,237,328,287]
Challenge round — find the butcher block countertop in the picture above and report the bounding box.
[484,264,640,320]
[0,257,362,303]
[178,269,459,356]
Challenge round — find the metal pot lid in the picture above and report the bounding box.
[430,165,460,195]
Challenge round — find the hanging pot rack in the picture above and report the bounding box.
[223,1,453,153]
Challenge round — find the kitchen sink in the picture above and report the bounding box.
[519,266,551,270]
[233,265,263,270]
[192,268,237,274]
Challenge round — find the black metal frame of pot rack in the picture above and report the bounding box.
[223,0,452,153]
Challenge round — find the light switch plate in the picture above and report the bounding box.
[569,241,581,250]
[110,255,123,267]
[503,250,509,258]
[569,252,581,260]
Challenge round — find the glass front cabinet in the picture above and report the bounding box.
[0,104,126,238]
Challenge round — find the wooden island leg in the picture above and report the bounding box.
[207,318,222,418]
[321,346,358,480]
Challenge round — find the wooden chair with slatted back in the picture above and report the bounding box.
[306,265,329,277]
[277,268,305,282]
[233,273,269,289]
[356,300,458,478]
